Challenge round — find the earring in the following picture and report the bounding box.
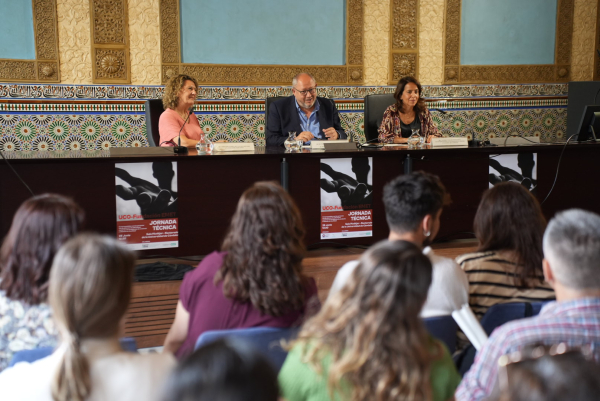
[424,229,431,237]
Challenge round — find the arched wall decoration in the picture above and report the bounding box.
[444,0,575,84]
[158,0,365,85]
[389,0,419,84]
[0,0,60,82]
[90,0,131,83]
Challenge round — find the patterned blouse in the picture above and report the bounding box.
[0,290,58,372]
[378,103,442,143]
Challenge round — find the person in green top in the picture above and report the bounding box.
[279,240,461,401]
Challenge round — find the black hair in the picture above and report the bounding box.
[162,339,279,401]
[383,171,447,233]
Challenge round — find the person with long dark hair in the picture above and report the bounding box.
[378,76,442,144]
[0,194,84,371]
[457,182,554,320]
[279,240,461,401]
[163,181,318,358]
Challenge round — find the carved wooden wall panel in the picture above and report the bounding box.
[389,0,419,84]
[593,0,600,80]
[159,0,364,85]
[90,0,131,83]
[0,0,60,82]
[444,0,575,83]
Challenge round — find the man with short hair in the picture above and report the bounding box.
[328,171,469,318]
[456,209,600,401]
[266,73,347,147]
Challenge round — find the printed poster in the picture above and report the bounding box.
[320,157,373,239]
[115,161,179,250]
[489,153,537,193]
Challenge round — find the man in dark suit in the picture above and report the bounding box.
[266,73,347,147]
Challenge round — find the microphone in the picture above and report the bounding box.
[430,108,447,114]
[173,105,195,154]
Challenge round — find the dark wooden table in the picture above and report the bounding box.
[1,142,598,258]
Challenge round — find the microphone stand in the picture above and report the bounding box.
[173,106,194,154]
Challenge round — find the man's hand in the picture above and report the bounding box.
[323,127,339,140]
[297,131,314,142]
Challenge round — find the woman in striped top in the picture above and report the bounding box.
[457,182,554,320]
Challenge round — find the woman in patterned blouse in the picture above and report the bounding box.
[378,76,442,144]
[0,194,84,371]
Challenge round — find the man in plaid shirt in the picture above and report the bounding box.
[456,209,600,401]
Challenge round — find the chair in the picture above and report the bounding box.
[144,99,165,147]
[423,315,458,354]
[363,93,395,142]
[479,301,547,336]
[8,337,138,367]
[264,96,287,128]
[455,302,548,376]
[195,326,299,371]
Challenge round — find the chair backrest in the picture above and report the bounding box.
[363,93,395,142]
[423,315,458,354]
[480,302,547,336]
[144,99,165,147]
[195,326,299,372]
[264,96,287,127]
[8,347,53,367]
[8,337,138,367]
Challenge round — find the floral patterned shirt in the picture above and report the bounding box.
[378,104,442,143]
[0,290,58,372]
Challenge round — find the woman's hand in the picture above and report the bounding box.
[393,136,409,144]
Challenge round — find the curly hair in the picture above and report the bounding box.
[0,194,84,304]
[393,76,427,115]
[294,240,439,401]
[474,182,546,288]
[215,181,308,317]
[162,74,199,110]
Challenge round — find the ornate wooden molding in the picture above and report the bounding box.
[0,0,60,82]
[90,0,131,83]
[389,0,419,83]
[595,0,600,80]
[444,0,574,84]
[159,0,364,85]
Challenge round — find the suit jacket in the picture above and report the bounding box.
[266,96,347,146]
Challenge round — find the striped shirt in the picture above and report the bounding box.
[456,297,600,401]
[457,251,555,319]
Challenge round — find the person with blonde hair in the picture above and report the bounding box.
[279,240,460,401]
[0,234,175,401]
[159,74,204,147]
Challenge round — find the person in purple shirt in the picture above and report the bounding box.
[163,181,320,358]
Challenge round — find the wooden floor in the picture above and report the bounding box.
[124,240,478,348]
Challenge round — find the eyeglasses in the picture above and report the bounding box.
[294,87,317,96]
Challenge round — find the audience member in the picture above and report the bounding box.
[0,234,176,401]
[279,240,461,401]
[328,171,468,318]
[487,345,600,401]
[457,182,554,320]
[456,209,600,401]
[0,194,84,371]
[162,339,278,401]
[163,181,319,358]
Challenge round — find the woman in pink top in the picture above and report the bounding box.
[163,181,319,358]
[159,74,204,147]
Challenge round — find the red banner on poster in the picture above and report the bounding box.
[320,157,373,239]
[117,219,179,250]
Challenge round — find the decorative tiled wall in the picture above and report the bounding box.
[0,83,568,151]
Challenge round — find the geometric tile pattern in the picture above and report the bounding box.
[0,82,570,151]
